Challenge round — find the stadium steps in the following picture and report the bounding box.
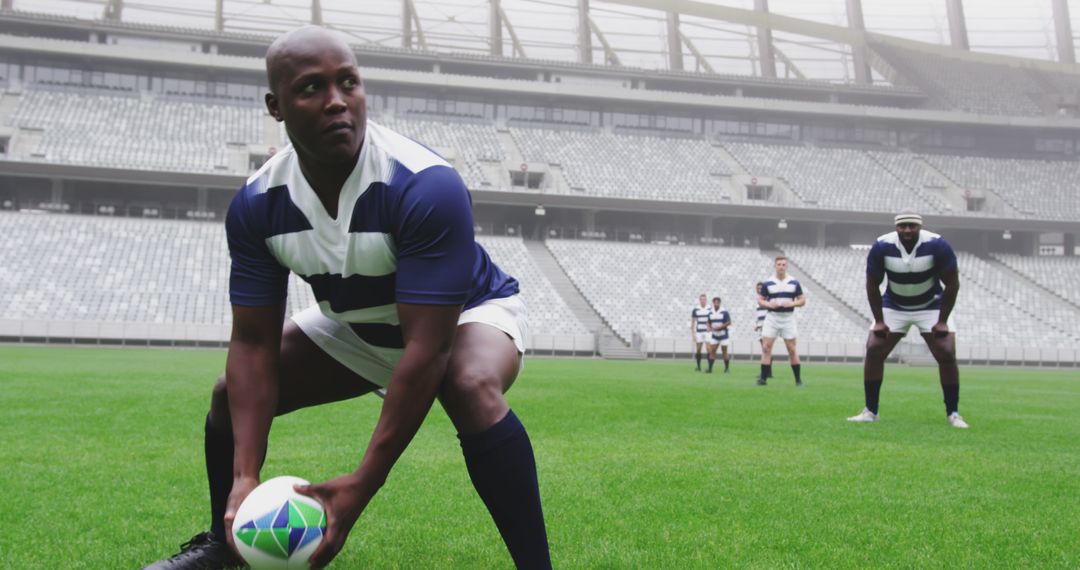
[767,247,869,329]
[495,129,524,165]
[522,239,644,359]
[865,151,951,214]
[710,143,749,176]
[983,255,1080,318]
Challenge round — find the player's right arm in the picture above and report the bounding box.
[866,243,888,337]
[220,184,290,544]
[225,305,285,481]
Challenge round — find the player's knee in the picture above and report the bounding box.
[442,365,503,411]
[934,349,957,366]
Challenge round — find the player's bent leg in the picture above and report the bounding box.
[921,332,965,427]
[853,332,905,421]
[440,322,551,570]
[146,322,379,570]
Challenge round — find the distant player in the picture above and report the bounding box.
[848,212,967,428]
[707,296,732,373]
[143,26,549,570]
[753,282,770,379]
[691,293,711,371]
[757,257,805,386]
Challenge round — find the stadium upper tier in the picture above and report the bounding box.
[723,142,939,213]
[509,127,733,202]
[0,212,588,336]
[545,239,865,344]
[871,43,1055,117]
[10,88,265,173]
[777,244,1080,347]
[5,84,1080,220]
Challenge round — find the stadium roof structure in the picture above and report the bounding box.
[11,0,1080,86]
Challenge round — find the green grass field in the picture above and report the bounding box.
[1,345,1078,569]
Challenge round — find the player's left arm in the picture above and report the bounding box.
[934,268,959,337]
[296,165,477,568]
[932,241,960,337]
[791,282,807,308]
[300,303,460,569]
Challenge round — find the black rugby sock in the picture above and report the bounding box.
[865,379,883,414]
[943,383,959,416]
[695,353,702,369]
[723,358,730,371]
[459,410,551,569]
[707,357,715,372]
[792,364,802,382]
[205,415,233,538]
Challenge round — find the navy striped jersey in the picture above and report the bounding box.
[226,121,519,348]
[755,306,767,326]
[691,305,711,332]
[867,230,957,311]
[709,307,731,341]
[761,276,804,313]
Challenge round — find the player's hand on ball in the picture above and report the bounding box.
[931,322,949,337]
[871,321,889,338]
[223,475,260,557]
[295,473,369,569]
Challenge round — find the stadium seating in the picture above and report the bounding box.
[545,239,865,343]
[777,244,1080,346]
[865,151,954,213]
[474,236,590,336]
[723,142,941,213]
[989,254,1080,307]
[920,154,1080,221]
[10,87,265,173]
[511,127,733,202]
[872,43,1045,117]
[0,212,585,337]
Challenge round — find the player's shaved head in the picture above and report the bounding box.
[266,25,357,94]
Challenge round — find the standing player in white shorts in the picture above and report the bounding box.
[144,26,549,570]
[706,296,732,374]
[691,294,712,372]
[848,212,967,428]
[752,282,771,379]
[757,256,805,386]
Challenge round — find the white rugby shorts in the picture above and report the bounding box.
[694,331,711,344]
[877,308,956,335]
[708,336,730,347]
[762,312,798,340]
[292,295,528,388]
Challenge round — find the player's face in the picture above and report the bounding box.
[699,295,707,306]
[775,259,787,276]
[896,222,921,245]
[267,40,366,166]
[712,299,720,309]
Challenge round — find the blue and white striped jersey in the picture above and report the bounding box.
[226,120,519,348]
[867,230,957,312]
[755,306,767,327]
[761,276,804,313]
[691,305,712,332]
[709,307,731,341]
